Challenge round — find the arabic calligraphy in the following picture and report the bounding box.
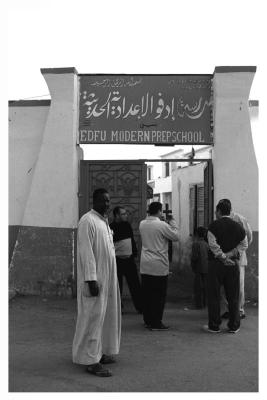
[81,90,211,122]
[90,77,142,88]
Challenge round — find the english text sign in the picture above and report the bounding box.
[79,75,212,145]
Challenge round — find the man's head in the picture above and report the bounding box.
[93,188,110,216]
[113,206,128,223]
[216,198,232,219]
[148,201,163,218]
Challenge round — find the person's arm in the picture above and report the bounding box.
[161,217,180,241]
[78,218,99,296]
[207,231,234,265]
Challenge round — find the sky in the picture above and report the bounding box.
[4,0,267,397]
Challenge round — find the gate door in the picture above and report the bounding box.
[79,160,147,255]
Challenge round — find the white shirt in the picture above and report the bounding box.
[139,216,180,276]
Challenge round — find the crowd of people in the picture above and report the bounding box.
[72,188,252,377]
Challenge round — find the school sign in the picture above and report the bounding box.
[79,75,213,145]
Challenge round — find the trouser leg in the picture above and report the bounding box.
[207,260,224,330]
[116,258,124,297]
[224,263,240,331]
[141,274,152,325]
[157,275,168,323]
[124,257,143,312]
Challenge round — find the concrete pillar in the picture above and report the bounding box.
[10,68,80,295]
[212,66,258,300]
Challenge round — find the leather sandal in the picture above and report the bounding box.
[100,354,116,364]
[87,363,112,377]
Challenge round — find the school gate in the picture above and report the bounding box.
[9,67,258,300]
[79,160,147,253]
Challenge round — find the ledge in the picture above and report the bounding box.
[8,99,51,107]
[41,67,78,75]
[214,66,257,73]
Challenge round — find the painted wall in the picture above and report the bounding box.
[171,162,204,264]
[9,68,81,296]
[212,67,258,231]
[9,102,50,226]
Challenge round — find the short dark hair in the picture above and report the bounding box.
[93,188,108,202]
[113,206,124,217]
[195,226,207,238]
[216,199,231,216]
[148,201,162,215]
[218,198,231,209]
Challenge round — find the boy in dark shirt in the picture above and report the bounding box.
[191,227,209,309]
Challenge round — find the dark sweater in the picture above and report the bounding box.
[208,216,246,258]
[109,221,137,257]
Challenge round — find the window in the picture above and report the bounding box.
[165,162,170,177]
[147,166,153,181]
[189,184,204,235]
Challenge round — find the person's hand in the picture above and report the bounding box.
[88,280,99,296]
[223,257,235,266]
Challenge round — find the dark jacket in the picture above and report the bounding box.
[109,221,137,257]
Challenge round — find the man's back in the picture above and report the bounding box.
[208,216,246,256]
[139,216,179,276]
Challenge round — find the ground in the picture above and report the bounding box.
[9,295,258,392]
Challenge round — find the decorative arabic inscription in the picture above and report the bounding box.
[81,91,211,121]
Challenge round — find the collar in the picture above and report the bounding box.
[91,209,108,222]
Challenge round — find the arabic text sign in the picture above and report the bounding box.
[79,75,212,145]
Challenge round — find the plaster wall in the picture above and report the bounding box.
[9,104,49,225]
[212,69,258,230]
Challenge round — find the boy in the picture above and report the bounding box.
[191,227,209,309]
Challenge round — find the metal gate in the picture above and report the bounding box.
[79,160,147,255]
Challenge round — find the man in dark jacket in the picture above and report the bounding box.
[203,199,248,334]
[110,207,143,314]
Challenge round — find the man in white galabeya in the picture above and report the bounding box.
[139,201,180,331]
[72,188,121,377]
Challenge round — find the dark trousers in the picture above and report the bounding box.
[207,259,240,331]
[141,274,168,327]
[193,272,207,309]
[116,256,143,312]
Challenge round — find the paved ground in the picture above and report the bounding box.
[9,295,258,392]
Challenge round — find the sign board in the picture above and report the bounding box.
[79,75,212,145]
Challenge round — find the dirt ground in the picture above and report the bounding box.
[9,295,258,392]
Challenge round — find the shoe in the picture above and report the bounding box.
[144,323,151,329]
[100,354,116,364]
[87,363,112,377]
[240,313,246,319]
[149,323,170,331]
[221,312,230,319]
[227,328,240,334]
[202,324,221,333]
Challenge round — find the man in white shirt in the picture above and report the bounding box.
[139,202,180,331]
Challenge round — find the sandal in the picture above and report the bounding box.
[100,354,116,364]
[87,363,112,377]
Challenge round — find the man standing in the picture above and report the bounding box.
[219,199,253,319]
[203,199,248,334]
[110,206,143,314]
[72,188,121,377]
[139,202,180,331]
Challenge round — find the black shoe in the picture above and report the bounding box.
[240,313,246,319]
[221,312,230,319]
[149,323,170,331]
